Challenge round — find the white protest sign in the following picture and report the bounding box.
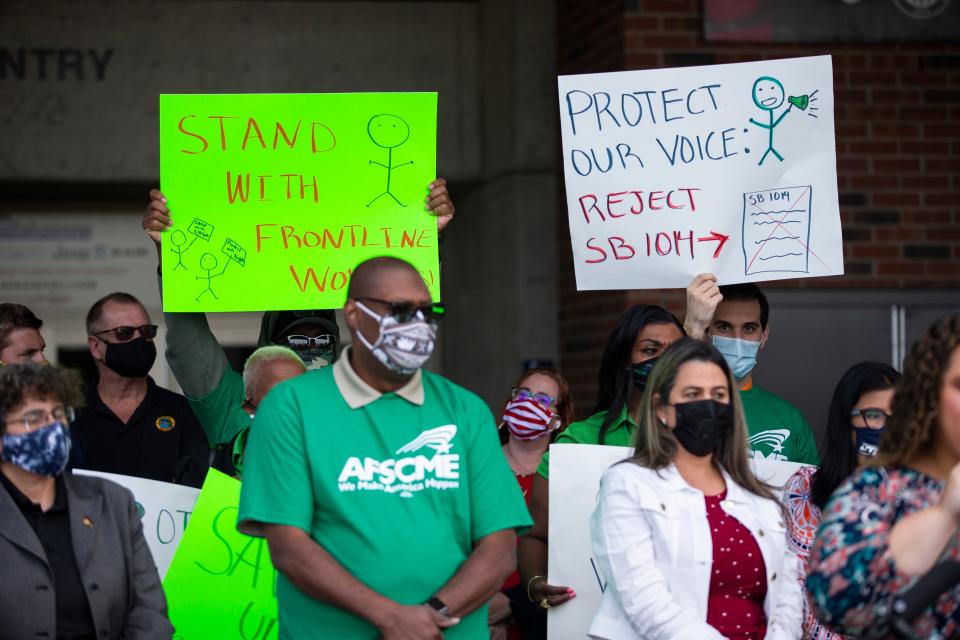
[74,470,201,579]
[546,444,806,640]
[558,55,842,290]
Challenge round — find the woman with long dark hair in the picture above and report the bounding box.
[589,338,801,639]
[807,316,960,637]
[782,362,899,639]
[518,304,685,622]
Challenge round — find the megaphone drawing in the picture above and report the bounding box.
[788,95,810,111]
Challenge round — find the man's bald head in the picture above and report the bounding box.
[348,256,428,300]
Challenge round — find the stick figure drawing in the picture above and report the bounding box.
[747,76,818,166]
[749,76,792,166]
[194,252,230,301]
[366,114,413,207]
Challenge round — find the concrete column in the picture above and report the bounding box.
[441,0,559,408]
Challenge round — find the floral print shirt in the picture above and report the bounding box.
[783,465,846,640]
[806,466,960,639]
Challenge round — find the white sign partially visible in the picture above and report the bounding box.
[0,213,160,311]
[73,469,200,579]
[558,55,842,290]
[547,444,806,640]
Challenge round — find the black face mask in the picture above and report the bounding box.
[630,357,659,391]
[670,399,733,457]
[103,337,157,378]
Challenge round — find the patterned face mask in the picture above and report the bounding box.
[1,421,72,476]
[354,301,436,376]
[630,356,660,391]
[502,398,560,441]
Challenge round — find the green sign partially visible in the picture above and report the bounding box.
[163,469,278,640]
[160,93,439,311]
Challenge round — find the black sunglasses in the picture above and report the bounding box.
[93,324,159,342]
[354,297,446,323]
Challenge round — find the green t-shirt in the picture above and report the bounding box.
[536,407,636,479]
[185,366,250,475]
[741,385,820,465]
[238,366,532,640]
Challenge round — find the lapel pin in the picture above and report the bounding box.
[82,517,94,528]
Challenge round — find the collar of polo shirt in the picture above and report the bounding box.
[332,346,424,409]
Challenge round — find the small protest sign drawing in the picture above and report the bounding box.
[748,77,819,165]
[221,238,247,267]
[742,186,824,275]
[366,114,413,208]
[169,218,214,271]
[194,239,247,301]
[188,218,215,240]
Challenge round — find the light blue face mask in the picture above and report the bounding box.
[711,335,761,381]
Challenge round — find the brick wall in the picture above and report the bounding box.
[556,0,960,416]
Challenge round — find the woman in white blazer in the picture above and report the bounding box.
[589,338,802,640]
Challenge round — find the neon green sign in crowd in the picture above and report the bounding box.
[163,470,277,640]
[160,92,439,312]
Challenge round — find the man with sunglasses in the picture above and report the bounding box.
[71,292,210,487]
[239,256,531,640]
[141,179,455,477]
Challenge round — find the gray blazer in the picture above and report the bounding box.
[0,471,174,639]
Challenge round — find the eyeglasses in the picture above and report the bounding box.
[93,324,158,342]
[511,387,557,410]
[850,408,891,427]
[5,406,75,432]
[354,297,446,323]
[285,334,336,352]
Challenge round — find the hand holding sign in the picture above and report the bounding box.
[683,273,723,339]
[425,178,455,233]
[558,55,842,290]
[144,189,172,245]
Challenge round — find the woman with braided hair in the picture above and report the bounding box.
[806,315,960,639]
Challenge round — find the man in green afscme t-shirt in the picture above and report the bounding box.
[238,257,531,640]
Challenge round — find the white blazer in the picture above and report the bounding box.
[588,462,802,640]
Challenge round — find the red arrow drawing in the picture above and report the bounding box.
[697,231,730,259]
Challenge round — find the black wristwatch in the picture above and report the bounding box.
[425,596,451,617]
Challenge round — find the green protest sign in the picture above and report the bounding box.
[163,469,278,640]
[160,93,439,311]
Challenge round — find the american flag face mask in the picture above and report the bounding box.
[501,398,560,440]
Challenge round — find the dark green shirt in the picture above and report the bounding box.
[741,385,820,465]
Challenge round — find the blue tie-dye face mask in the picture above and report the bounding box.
[1,421,71,476]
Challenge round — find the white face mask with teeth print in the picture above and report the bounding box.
[355,301,436,376]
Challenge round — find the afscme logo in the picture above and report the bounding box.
[396,425,457,455]
[748,428,790,453]
[337,425,461,487]
[748,428,790,461]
